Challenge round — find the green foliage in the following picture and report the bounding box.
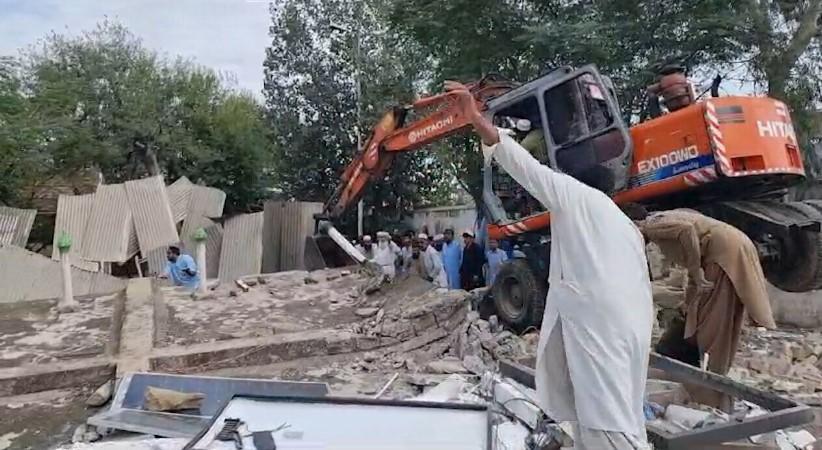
[1,21,274,211]
[389,0,822,182]
[263,0,451,232]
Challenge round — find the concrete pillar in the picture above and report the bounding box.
[193,227,207,294]
[57,232,78,312]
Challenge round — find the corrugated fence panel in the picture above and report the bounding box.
[125,175,179,254]
[0,245,125,303]
[188,185,226,219]
[166,176,193,223]
[218,212,263,282]
[204,222,223,279]
[278,203,301,271]
[146,247,167,277]
[0,206,36,247]
[277,202,322,271]
[261,201,284,273]
[51,194,99,272]
[0,215,19,245]
[173,216,223,280]
[81,184,136,262]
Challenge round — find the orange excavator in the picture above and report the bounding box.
[312,64,820,329]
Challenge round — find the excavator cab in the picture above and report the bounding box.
[489,66,632,191]
[484,65,633,221]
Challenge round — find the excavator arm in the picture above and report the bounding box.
[322,76,516,218]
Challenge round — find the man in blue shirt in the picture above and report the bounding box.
[160,246,200,290]
[441,228,462,289]
[485,238,508,286]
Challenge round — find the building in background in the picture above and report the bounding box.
[409,204,476,236]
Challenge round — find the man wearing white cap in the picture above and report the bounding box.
[418,233,448,288]
[445,80,652,449]
[355,235,374,260]
[372,231,400,280]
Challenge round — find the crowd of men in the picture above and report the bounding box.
[352,228,508,291]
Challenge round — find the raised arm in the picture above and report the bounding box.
[444,80,586,212]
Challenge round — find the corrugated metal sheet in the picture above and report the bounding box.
[188,185,225,219]
[125,175,179,254]
[151,217,222,279]
[146,247,167,277]
[81,183,137,262]
[279,202,322,271]
[167,176,193,223]
[51,194,99,272]
[0,206,36,247]
[0,214,19,245]
[0,244,125,303]
[261,201,284,273]
[218,212,263,281]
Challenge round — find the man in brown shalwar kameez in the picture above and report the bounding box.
[636,209,776,409]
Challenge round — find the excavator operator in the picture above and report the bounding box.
[445,80,653,450]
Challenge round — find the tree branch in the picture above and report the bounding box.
[779,0,822,70]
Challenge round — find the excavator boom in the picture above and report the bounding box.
[322,76,516,218]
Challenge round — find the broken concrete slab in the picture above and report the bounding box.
[0,245,125,303]
[0,292,122,368]
[149,329,362,373]
[117,279,154,376]
[0,357,114,397]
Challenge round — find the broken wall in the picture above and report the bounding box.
[0,244,125,303]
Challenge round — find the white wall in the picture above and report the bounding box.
[409,205,476,235]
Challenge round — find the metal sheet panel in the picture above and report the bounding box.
[279,202,322,271]
[165,217,222,279]
[0,206,36,247]
[0,244,125,303]
[81,184,137,262]
[0,214,19,245]
[218,212,263,281]
[89,372,328,439]
[167,176,193,223]
[189,396,489,450]
[51,194,99,272]
[261,200,284,273]
[187,185,225,219]
[125,176,179,254]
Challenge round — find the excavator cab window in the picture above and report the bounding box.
[489,97,548,219]
[540,67,632,193]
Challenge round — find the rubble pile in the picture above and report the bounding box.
[733,328,822,404]
[342,279,537,379]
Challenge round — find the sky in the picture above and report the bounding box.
[0,0,272,98]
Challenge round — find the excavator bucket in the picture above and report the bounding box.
[304,234,357,271]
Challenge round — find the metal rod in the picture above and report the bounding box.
[374,373,400,399]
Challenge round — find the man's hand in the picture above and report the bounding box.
[444,80,500,145]
[444,80,479,116]
[157,272,169,280]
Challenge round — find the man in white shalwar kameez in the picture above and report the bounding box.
[445,81,653,449]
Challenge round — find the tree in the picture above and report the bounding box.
[9,21,274,211]
[0,57,46,205]
[264,0,450,232]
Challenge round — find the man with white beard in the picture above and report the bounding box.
[372,231,400,281]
